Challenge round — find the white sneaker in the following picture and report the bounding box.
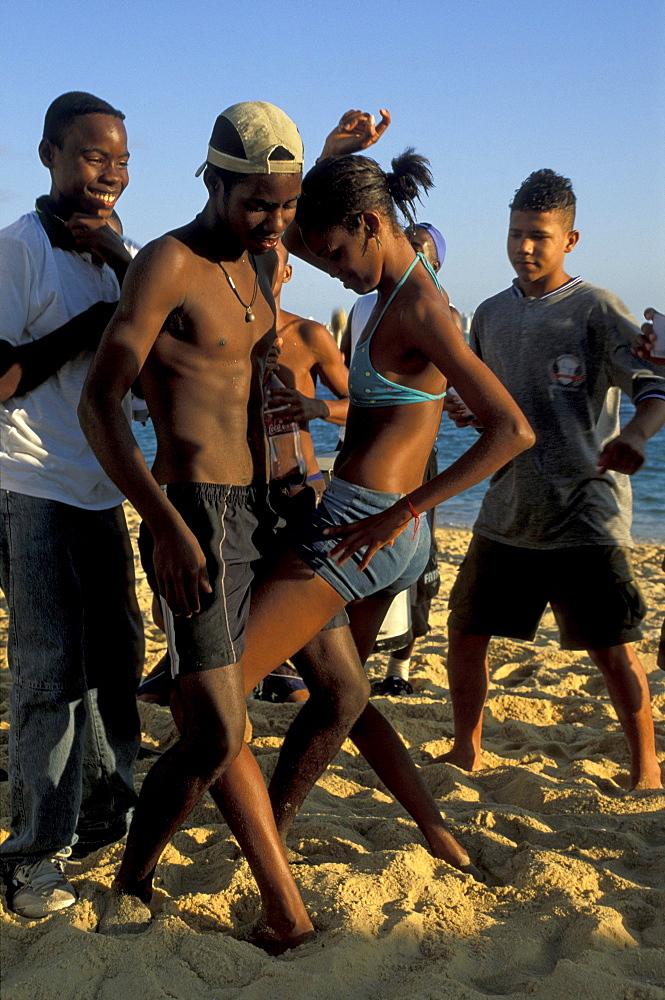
[8,850,77,918]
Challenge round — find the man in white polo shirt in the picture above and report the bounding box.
[0,92,144,918]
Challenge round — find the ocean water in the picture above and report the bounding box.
[133,396,664,543]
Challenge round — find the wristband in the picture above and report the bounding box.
[406,497,420,539]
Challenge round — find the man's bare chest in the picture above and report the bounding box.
[160,273,275,364]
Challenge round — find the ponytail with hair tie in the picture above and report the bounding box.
[385,148,434,227]
[297,149,434,235]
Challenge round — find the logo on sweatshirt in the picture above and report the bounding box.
[548,354,586,389]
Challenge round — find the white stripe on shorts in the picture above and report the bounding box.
[217,495,236,664]
[160,595,180,678]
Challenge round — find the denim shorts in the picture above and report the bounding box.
[139,483,262,676]
[287,477,430,603]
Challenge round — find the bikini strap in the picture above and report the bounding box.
[418,252,442,290]
[357,253,440,348]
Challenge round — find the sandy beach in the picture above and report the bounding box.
[1,508,664,999]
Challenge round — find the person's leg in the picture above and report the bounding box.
[167,694,312,946]
[371,589,415,695]
[390,637,416,663]
[113,662,248,901]
[0,493,90,866]
[550,546,660,790]
[237,551,370,838]
[0,492,91,915]
[432,629,491,769]
[440,536,545,770]
[344,596,476,871]
[348,702,475,870]
[76,505,143,852]
[207,546,366,842]
[117,487,314,946]
[586,644,662,790]
[374,594,434,694]
[375,450,439,693]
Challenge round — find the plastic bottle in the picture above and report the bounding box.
[264,373,307,488]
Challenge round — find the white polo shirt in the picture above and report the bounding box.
[0,211,127,509]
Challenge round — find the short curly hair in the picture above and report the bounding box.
[510,169,576,227]
[43,92,125,147]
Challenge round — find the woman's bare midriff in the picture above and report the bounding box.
[334,398,442,494]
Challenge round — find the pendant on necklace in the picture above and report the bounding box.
[218,255,258,324]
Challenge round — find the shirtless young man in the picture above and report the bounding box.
[80,103,389,947]
[79,102,314,947]
[268,240,349,497]
[253,242,350,703]
[137,241,351,706]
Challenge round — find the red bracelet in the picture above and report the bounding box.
[406,497,420,539]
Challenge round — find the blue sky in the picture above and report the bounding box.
[2,0,663,324]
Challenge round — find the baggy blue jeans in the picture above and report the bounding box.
[0,490,144,868]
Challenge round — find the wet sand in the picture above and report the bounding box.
[1,508,664,999]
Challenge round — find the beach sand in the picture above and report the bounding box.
[1,508,664,999]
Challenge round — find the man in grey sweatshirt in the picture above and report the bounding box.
[439,169,665,790]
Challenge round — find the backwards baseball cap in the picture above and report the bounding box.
[414,222,446,266]
[195,101,304,177]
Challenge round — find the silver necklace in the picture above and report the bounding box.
[218,255,258,322]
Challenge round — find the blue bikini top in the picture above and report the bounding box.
[348,253,447,408]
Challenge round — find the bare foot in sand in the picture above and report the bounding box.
[457,862,486,882]
[246,926,316,956]
[428,831,485,883]
[431,745,484,771]
[631,767,663,791]
[98,890,153,936]
[616,764,663,791]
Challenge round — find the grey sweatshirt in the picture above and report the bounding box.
[470,279,665,549]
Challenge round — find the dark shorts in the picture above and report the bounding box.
[410,598,433,639]
[448,535,646,650]
[257,484,350,631]
[138,483,262,677]
[288,477,430,603]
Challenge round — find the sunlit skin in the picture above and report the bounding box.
[301,215,534,551]
[506,208,579,298]
[212,203,532,882]
[634,308,665,367]
[82,171,303,543]
[267,240,349,482]
[79,165,317,949]
[132,120,493,880]
[0,114,133,413]
[39,114,129,221]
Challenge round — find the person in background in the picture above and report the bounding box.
[255,240,350,703]
[266,239,350,499]
[633,308,665,671]
[441,169,665,790]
